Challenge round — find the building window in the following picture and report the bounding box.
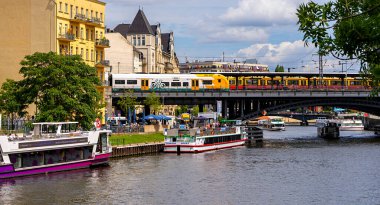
[90,30,93,41]
[80,28,83,39]
[75,26,79,38]
[137,36,141,46]
[142,36,145,45]
[76,47,78,55]
[91,10,93,18]
[86,49,89,60]
[100,32,103,38]
[76,6,78,14]
[70,5,73,18]
[100,51,103,61]
[80,48,84,57]
[86,9,88,17]
[81,8,83,15]
[91,50,94,61]
[100,13,103,21]
[65,3,68,13]
[70,46,73,55]
[133,36,136,46]
[96,11,98,18]
[86,29,89,40]
[59,23,62,35]
[59,2,62,11]
[64,24,68,33]
[96,51,98,62]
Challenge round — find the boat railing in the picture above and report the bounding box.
[197,127,237,136]
[6,130,87,141]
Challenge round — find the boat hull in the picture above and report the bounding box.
[0,153,111,179]
[339,126,364,131]
[164,139,246,153]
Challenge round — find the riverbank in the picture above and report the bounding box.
[109,132,164,146]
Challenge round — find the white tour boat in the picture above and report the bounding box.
[261,117,285,131]
[330,118,364,131]
[0,122,112,179]
[164,121,247,153]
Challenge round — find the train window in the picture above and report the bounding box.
[171,82,181,87]
[115,80,125,84]
[203,80,212,85]
[218,79,221,83]
[229,80,235,85]
[163,82,169,87]
[127,80,137,84]
[183,82,189,87]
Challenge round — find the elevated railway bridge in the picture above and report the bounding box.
[110,72,379,121]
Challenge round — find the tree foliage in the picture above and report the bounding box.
[275,65,285,72]
[297,0,380,85]
[175,105,188,116]
[0,52,102,130]
[191,105,199,116]
[118,89,139,118]
[144,92,161,114]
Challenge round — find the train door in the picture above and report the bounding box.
[191,79,199,91]
[141,79,149,90]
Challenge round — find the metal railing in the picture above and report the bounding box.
[96,38,110,47]
[58,33,75,40]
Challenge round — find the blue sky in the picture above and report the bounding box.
[105,0,360,72]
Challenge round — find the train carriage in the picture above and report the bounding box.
[111,74,229,92]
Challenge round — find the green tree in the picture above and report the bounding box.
[297,0,380,88]
[175,105,188,116]
[191,105,199,116]
[275,65,285,72]
[0,79,28,130]
[1,52,102,130]
[144,92,161,114]
[118,89,140,123]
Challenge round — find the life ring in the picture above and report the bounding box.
[95,118,101,129]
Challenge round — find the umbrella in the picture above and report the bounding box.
[193,116,207,120]
[144,114,160,120]
[157,115,171,120]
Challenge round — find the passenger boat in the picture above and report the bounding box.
[315,117,328,128]
[164,122,246,153]
[0,122,112,179]
[261,117,285,131]
[330,119,364,131]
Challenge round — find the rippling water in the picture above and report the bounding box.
[1,127,380,205]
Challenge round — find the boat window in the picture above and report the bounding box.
[96,133,108,153]
[9,154,22,169]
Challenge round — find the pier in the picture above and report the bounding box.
[111,143,164,157]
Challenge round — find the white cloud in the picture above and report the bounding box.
[199,26,269,43]
[237,40,316,69]
[220,0,308,27]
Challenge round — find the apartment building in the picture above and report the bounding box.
[0,0,110,123]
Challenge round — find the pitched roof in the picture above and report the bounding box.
[127,9,154,35]
[161,33,171,53]
[113,24,130,37]
[151,25,157,35]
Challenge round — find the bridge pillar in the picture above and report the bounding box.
[223,99,228,118]
[240,99,244,118]
[245,100,252,114]
[199,104,204,113]
[228,101,235,119]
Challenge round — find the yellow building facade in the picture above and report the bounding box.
[56,0,110,124]
[0,0,109,124]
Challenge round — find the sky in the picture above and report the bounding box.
[105,0,360,72]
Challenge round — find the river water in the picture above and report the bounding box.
[1,126,380,205]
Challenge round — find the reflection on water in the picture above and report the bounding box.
[1,127,380,205]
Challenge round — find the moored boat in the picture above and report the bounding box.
[317,121,340,139]
[330,118,364,131]
[0,122,112,179]
[261,117,285,131]
[164,122,246,153]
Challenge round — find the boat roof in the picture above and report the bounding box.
[32,122,79,125]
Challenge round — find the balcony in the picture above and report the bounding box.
[87,17,102,26]
[57,33,75,42]
[71,14,87,23]
[96,60,110,67]
[95,38,110,48]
